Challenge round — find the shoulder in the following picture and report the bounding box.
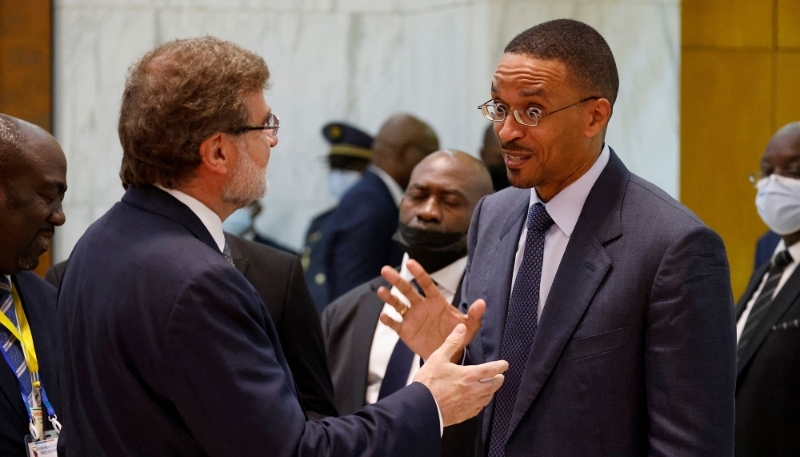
[13,270,56,302]
[229,233,297,268]
[323,276,386,324]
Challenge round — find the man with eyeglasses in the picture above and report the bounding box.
[56,37,508,456]
[379,19,736,456]
[735,122,800,456]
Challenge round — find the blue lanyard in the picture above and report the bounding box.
[0,343,59,435]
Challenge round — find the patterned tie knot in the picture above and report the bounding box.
[526,203,554,233]
[773,250,793,270]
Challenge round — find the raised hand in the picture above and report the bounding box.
[413,324,507,426]
[378,259,486,361]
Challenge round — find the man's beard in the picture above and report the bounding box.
[222,146,268,207]
[17,232,50,271]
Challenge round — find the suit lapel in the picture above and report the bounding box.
[0,276,38,422]
[481,196,529,365]
[737,265,800,377]
[735,263,770,321]
[506,150,626,438]
[349,278,388,410]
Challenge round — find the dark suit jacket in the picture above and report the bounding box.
[754,230,780,272]
[46,235,338,420]
[56,185,440,456]
[0,271,61,457]
[325,170,403,302]
[461,150,736,456]
[322,274,476,457]
[735,258,800,456]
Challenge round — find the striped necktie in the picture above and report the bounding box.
[222,242,235,267]
[0,277,33,403]
[488,203,553,457]
[737,249,793,362]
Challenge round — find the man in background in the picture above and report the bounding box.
[222,200,296,254]
[323,149,493,456]
[303,122,373,311]
[56,36,506,456]
[480,125,510,191]
[735,121,800,456]
[325,113,439,302]
[0,115,66,456]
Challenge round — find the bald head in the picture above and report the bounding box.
[400,149,492,235]
[371,113,439,189]
[0,114,67,274]
[761,122,800,180]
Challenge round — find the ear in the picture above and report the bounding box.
[584,98,612,138]
[198,132,236,177]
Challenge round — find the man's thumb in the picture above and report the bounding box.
[433,323,466,361]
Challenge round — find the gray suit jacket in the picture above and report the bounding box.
[462,150,736,456]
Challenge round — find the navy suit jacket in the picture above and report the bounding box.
[0,271,61,457]
[325,170,403,302]
[461,150,736,456]
[57,185,440,456]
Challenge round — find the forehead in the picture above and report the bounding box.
[491,54,572,100]
[409,156,471,191]
[15,136,67,183]
[763,135,800,168]
[245,91,269,117]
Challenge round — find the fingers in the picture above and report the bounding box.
[379,313,402,333]
[406,259,446,302]
[469,359,509,382]
[466,299,486,332]
[376,285,409,317]
[430,323,466,362]
[380,265,424,306]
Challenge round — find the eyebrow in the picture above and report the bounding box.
[520,88,545,98]
[260,111,272,125]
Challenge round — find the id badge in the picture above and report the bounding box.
[31,407,44,440]
[24,430,58,456]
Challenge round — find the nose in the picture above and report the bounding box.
[268,132,279,147]
[49,200,66,226]
[415,197,442,225]
[496,115,524,144]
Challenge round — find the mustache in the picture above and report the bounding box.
[500,141,535,154]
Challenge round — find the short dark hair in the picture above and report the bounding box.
[118,36,270,188]
[505,19,619,107]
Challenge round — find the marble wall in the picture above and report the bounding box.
[53,0,679,261]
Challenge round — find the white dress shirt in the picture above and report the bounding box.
[156,186,226,253]
[510,144,610,319]
[368,165,404,207]
[736,239,800,341]
[365,253,468,404]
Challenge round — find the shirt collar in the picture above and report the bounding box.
[775,239,800,267]
[529,143,610,238]
[368,165,404,207]
[156,186,226,253]
[398,252,467,296]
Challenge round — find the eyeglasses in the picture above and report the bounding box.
[478,96,600,127]
[231,113,280,138]
[748,171,766,187]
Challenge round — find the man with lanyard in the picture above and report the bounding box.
[0,114,67,456]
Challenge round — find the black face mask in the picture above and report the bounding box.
[487,165,511,191]
[392,223,468,274]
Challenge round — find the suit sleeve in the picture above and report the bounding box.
[166,265,441,457]
[280,256,339,419]
[645,225,736,456]
[326,200,398,301]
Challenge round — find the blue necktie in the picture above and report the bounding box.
[0,277,33,403]
[222,242,235,267]
[488,203,553,457]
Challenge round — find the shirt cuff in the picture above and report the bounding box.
[432,394,444,437]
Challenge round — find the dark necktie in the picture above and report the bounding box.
[222,241,235,267]
[737,249,793,362]
[0,277,33,402]
[488,203,553,457]
[378,280,426,400]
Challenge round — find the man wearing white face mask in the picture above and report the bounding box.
[736,121,800,457]
[303,122,374,312]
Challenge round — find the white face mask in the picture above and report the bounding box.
[755,174,800,235]
[327,169,362,200]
